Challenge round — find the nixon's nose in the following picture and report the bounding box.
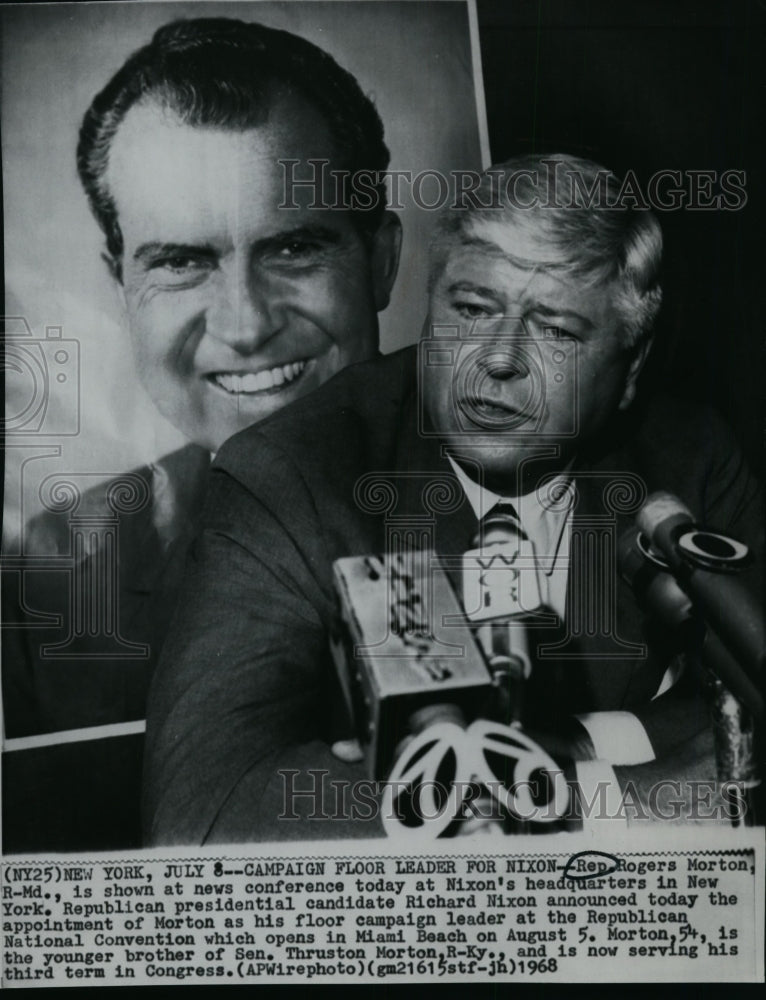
[206,267,281,353]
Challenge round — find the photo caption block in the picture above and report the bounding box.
[2,829,763,986]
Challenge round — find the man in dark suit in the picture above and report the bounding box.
[143,154,763,845]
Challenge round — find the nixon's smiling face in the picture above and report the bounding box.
[107,97,399,450]
[422,217,648,493]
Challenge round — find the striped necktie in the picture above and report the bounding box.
[468,502,532,725]
[469,505,574,730]
[472,501,527,549]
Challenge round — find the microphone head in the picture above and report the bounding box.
[636,491,693,542]
[617,525,649,586]
[617,525,694,624]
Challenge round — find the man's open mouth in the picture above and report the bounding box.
[456,393,536,429]
[208,360,308,395]
[465,396,520,415]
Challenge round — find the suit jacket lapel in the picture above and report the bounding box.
[391,401,478,570]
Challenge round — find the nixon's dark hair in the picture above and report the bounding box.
[77,17,390,277]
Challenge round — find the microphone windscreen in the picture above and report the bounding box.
[636,491,693,541]
[617,525,648,585]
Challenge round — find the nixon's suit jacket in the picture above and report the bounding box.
[143,347,763,845]
[2,445,210,737]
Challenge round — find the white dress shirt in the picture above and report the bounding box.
[448,455,656,765]
[447,455,573,619]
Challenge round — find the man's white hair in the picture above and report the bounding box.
[429,153,663,346]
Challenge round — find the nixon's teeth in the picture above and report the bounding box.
[214,360,307,393]
[286,360,306,380]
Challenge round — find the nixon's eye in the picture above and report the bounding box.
[152,256,211,275]
[277,240,320,258]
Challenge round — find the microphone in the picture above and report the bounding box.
[331,549,493,778]
[331,548,570,833]
[617,523,693,629]
[460,512,545,724]
[626,498,763,822]
[636,492,764,679]
[331,534,546,776]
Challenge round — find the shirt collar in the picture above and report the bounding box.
[447,454,574,574]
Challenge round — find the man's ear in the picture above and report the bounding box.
[369,211,403,312]
[618,332,654,410]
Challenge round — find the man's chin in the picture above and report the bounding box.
[444,436,573,494]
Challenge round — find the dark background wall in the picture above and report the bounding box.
[476,0,764,475]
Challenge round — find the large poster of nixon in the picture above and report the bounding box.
[1,0,763,989]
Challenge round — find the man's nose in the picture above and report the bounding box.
[474,343,528,382]
[468,318,530,377]
[205,265,282,353]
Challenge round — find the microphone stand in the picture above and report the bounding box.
[620,521,762,826]
[697,630,761,827]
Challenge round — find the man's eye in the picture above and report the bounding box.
[541,324,574,340]
[274,240,321,260]
[453,300,499,319]
[152,256,211,275]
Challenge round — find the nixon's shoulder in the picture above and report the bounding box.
[22,444,208,559]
